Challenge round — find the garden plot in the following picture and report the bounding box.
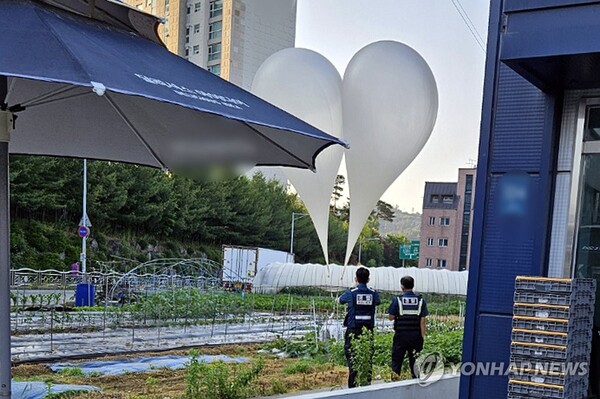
[11,315,315,362]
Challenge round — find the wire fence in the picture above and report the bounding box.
[8,267,465,362]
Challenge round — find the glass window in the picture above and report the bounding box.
[437,259,447,268]
[428,217,435,225]
[426,238,434,246]
[438,238,448,247]
[209,21,222,40]
[186,27,190,35]
[585,107,600,141]
[194,24,200,33]
[431,195,439,204]
[194,2,201,12]
[193,45,200,54]
[442,195,454,204]
[208,64,221,76]
[185,49,189,56]
[210,0,223,18]
[440,217,450,226]
[208,43,221,61]
[426,258,432,267]
[186,6,190,14]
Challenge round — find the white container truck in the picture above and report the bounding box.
[222,245,293,290]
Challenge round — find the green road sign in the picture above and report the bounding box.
[399,240,420,260]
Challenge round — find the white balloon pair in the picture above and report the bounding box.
[251,41,438,266]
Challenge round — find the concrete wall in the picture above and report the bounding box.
[277,375,459,399]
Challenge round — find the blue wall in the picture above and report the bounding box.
[458,1,559,397]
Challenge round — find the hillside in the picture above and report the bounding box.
[378,208,421,240]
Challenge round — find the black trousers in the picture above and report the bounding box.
[392,330,423,378]
[344,326,373,388]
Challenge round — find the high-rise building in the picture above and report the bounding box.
[125,0,297,90]
[418,168,476,271]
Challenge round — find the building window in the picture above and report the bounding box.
[186,27,190,35]
[194,2,201,12]
[209,21,222,40]
[208,64,221,75]
[208,64,221,76]
[186,6,190,14]
[208,43,221,61]
[193,45,200,54]
[185,36,189,44]
[438,238,448,247]
[426,258,432,267]
[459,174,474,271]
[426,238,434,246]
[442,195,454,204]
[437,259,447,268]
[431,195,440,204]
[428,217,435,225]
[210,0,223,18]
[194,24,200,33]
[185,48,189,56]
[440,217,450,226]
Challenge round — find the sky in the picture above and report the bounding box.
[294,0,490,213]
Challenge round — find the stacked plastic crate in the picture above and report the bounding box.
[508,276,596,399]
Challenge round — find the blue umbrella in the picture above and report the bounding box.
[0,1,348,395]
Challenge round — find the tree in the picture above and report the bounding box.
[375,200,395,222]
[331,174,346,213]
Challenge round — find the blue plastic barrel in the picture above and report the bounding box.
[75,283,95,307]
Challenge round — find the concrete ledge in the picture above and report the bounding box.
[281,374,459,399]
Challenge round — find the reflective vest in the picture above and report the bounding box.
[349,286,377,328]
[394,294,422,332]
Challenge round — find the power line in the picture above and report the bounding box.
[450,0,486,53]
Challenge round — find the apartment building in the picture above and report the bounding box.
[125,0,297,90]
[418,168,476,271]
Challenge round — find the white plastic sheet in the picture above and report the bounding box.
[252,48,344,263]
[343,41,438,264]
[253,263,468,295]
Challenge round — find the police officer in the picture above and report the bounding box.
[338,267,381,388]
[387,275,428,380]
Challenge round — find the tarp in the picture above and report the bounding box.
[50,354,249,375]
[13,381,99,399]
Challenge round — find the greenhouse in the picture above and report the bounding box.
[252,263,468,295]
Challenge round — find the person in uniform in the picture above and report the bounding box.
[338,267,381,388]
[387,275,428,380]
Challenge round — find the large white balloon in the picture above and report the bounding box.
[251,48,344,264]
[343,41,438,265]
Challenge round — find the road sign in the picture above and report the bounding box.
[78,225,90,238]
[399,240,420,260]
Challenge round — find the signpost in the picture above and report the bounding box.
[399,240,420,267]
[77,225,90,239]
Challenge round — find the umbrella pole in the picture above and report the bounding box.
[0,75,11,398]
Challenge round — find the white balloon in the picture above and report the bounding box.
[251,48,344,264]
[343,41,438,265]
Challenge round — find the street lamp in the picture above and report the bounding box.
[290,212,309,256]
[358,237,381,265]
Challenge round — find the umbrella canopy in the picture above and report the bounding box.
[0,1,348,396]
[1,0,346,170]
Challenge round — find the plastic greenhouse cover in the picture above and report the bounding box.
[13,381,99,399]
[253,264,468,295]
[50,354,249,376]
